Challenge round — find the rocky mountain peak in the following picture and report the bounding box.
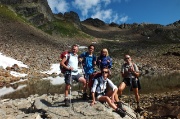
[82,18,106,27]
[0,0,53,26]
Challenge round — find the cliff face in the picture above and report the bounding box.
[0,0,54,26]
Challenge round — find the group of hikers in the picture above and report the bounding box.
[60,44,143,117]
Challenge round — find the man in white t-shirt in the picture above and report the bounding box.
[60,44,87,106]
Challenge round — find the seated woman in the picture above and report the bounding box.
[90,67,126,117]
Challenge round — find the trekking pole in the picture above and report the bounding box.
[125,111,137,119]
[69,70,72,118]
[79,62,85,95]
[129,72,133,108]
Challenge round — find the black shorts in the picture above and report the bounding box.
[64,71,82,85]
[123,78,138,88]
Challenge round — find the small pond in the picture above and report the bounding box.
[0,72,179,99]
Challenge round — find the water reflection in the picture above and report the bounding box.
[1,72,179,99]
[0,84,27,97]
[140,72,180,94]
[42,76,64,85]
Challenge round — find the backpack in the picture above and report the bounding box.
[88,72,101,88]
[59,51,70,74]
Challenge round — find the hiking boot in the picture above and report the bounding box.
[135,106,144,113]
[83,93,87,100]
[116,108,126,118]
[116,102,126,112]
[64,99,70,107]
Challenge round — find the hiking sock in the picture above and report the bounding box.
[64,97,68,100]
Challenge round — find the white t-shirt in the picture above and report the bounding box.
[91,76,117,93]
[66,53,78,75]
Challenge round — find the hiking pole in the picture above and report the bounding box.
[125,111,137,119]
[69,70,72,118]
[129,72,133,108]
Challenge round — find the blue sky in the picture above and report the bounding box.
[47,0,180,25]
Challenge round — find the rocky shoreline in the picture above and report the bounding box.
[0,91,138,119]
[0,90,179,119]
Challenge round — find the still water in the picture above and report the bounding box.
[0,72,179,99]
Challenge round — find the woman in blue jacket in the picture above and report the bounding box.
[97,48,112,74]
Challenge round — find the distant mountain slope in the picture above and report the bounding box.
[0,1,179,72]
[0,4,71,71]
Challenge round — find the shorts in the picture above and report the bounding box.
[95,92,105,99]
[84,73,91,81]
[123,78,138,88]
[64,71,82,85]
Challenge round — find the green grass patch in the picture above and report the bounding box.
[0,4,31,25]
[38,20,92,38]
[0,4,16,20]
[0,4,24,22]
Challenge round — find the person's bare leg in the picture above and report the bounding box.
[78,77,87,92]
[65,84,70,97]
[118,82,126,96]
[133,88,143,110]
[99,96,117,110]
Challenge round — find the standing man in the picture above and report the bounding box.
[60,44,87,106]
[79,44,96,99]
[118,55,143,111]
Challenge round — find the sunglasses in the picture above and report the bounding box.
[124,57,130,60]
[102,71,109,74]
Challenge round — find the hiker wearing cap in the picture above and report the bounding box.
[118,54,143,111]
[79,44,96,100]
[91,67,126,117]
[60,44,87,106]
[97,48,112,75]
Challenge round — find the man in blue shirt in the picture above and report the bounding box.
[79,44,96,99]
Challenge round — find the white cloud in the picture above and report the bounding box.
[47,0,129,24]
[91,9,112,22]
[47,0,69,14]
[72,0,100,17]
[111,13,119,23]
[120,15,129,23]
[102,0,111,6]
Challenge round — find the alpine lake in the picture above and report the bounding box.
[0,71,179,99]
